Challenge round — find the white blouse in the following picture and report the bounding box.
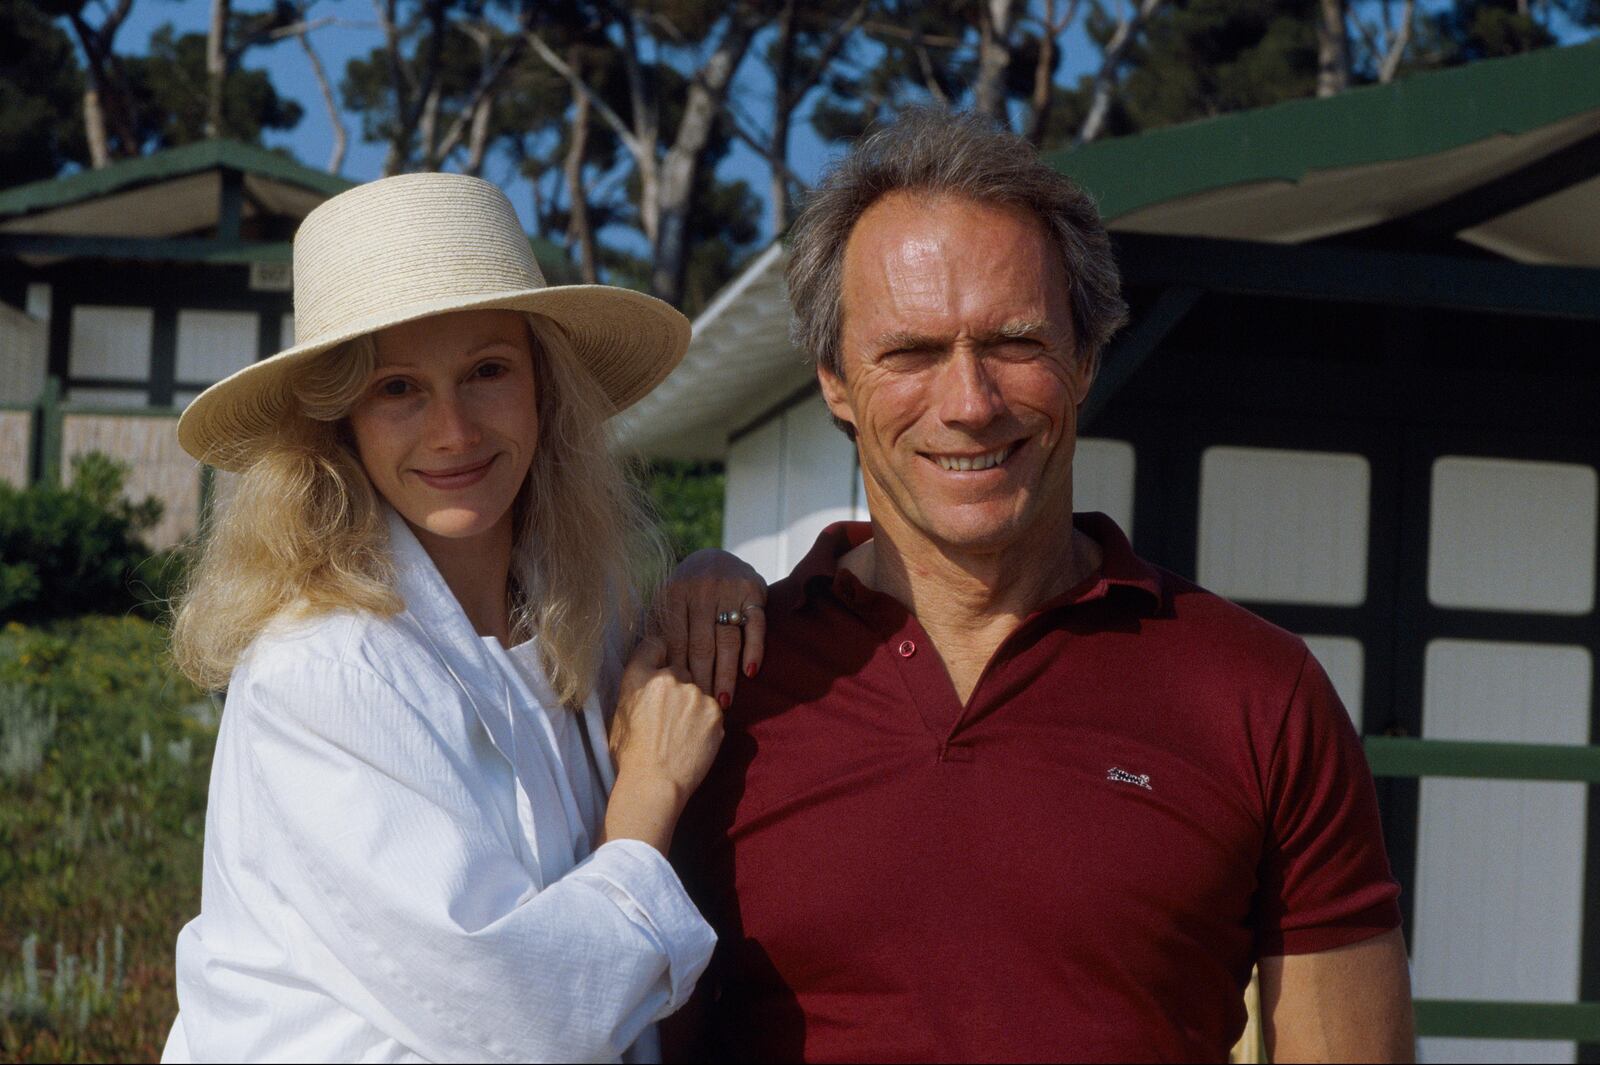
[162,511,714,1064]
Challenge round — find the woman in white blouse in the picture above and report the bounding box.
[160,174,765,1063]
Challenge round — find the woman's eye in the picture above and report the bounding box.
[474,361,506,379]
[377,378,411,397]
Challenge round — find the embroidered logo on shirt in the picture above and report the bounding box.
[1106,766,1153,791]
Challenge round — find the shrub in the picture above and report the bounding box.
[0,454,166,624]
[643,460,726,560]
[0,615,211,1062]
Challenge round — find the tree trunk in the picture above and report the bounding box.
[83,88,111,168]
[1075,0,1164,145]
[417,83,442,170]
[1023,10,1057,143]
[768,0,797,235]
[206,0,229,138]
[1377,0,1414,82]
[68,5,141,162]
[564,77,599,284]
[294,28,347,172]
[1316,0,1350,97]
[974,0,1016,121]
[649,18,758,305]
[463,94,493,176]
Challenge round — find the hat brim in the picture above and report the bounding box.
[177,284,690,471]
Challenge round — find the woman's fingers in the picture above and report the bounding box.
[741,602,766,679]
[624,633,668,681]
[685,586,719,695]
[712,622,743,708]
[657,586,692,677]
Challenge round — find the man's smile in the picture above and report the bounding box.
[923,440,1022,473]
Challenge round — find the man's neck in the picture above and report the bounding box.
[840,510,1102,704]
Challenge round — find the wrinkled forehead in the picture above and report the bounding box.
[839,192,1071,340]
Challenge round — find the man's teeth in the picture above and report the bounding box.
[935,445,1014,472]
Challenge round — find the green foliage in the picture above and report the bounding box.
[0,453,169,625]
[643,461,726,560]
[0,0,85,189]
[0,616,212,1062]
[129,24,305,149]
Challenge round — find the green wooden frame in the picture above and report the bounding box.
[1366,735,1600,1042]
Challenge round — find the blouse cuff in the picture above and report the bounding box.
[568,838,717,1015]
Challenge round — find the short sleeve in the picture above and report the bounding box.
[1256,648,1402,956]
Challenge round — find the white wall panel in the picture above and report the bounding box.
[1301,635,1363,728]
[780,394,857,571]
[69,305,152,379]
[1413,639,1592,1065]
[723,418,784,582]
[176,310,257,384]
[1073,437,1136,538]
[1197,447,1370,605]
[1428,457,1597,615]
[281,314,295,347]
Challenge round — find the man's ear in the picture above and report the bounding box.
[1072,347,1100,411]
[817,361,856,431]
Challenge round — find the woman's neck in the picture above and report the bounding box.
[408,513,515,644]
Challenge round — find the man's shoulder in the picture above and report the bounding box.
[1138,563,1313,687]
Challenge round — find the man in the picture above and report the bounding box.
[670,109,1414,1063]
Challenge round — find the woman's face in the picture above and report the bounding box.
[348,309,539,546]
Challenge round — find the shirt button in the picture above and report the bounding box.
[897,639,916,658]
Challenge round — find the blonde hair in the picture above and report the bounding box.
[172,313,667,705]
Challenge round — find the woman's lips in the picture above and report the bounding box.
[413,455,497,490]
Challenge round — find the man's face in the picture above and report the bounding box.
[821,192,1095,555]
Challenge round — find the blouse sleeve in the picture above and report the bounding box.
[236,655,715,1063]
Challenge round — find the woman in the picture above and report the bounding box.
[162,173,764,1063]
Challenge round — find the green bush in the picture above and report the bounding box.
[0,615,211,1063]
[0,454,171,624]
[643,460,726,560]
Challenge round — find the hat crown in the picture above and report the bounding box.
[292,173,546,343]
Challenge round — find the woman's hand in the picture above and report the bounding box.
[655,549,767,707]
[603,636,725,856]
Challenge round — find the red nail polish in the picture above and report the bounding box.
[718,691,731,709]
[746,662,759,678]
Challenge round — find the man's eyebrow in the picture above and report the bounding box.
[990,318,1050,340]
[872,330,946,352]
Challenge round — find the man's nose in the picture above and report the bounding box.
[423,391,482,452]
[936,349,1005,428]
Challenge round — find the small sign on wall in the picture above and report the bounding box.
[249,262,293,292]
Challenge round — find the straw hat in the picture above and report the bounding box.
[177,172,690,471]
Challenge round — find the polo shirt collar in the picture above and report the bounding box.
[789,512,1165,616]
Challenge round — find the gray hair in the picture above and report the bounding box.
[786,108,1129,379]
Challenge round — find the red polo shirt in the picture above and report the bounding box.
[670,515,1401,1064]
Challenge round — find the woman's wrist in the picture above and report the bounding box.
[601,769,688,855]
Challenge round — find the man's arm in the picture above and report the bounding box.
[1259,927,1415,1063]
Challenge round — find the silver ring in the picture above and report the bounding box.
[716,609,746,627]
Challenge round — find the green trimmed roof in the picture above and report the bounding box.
[1049,39,1600,221]
[0,139,353,220]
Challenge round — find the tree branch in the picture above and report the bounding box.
[525,30,647,163]
[1075,0,1165,145]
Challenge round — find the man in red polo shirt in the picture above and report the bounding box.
[669,109,1414,1063]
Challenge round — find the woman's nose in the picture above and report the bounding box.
[423,392,482,451]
